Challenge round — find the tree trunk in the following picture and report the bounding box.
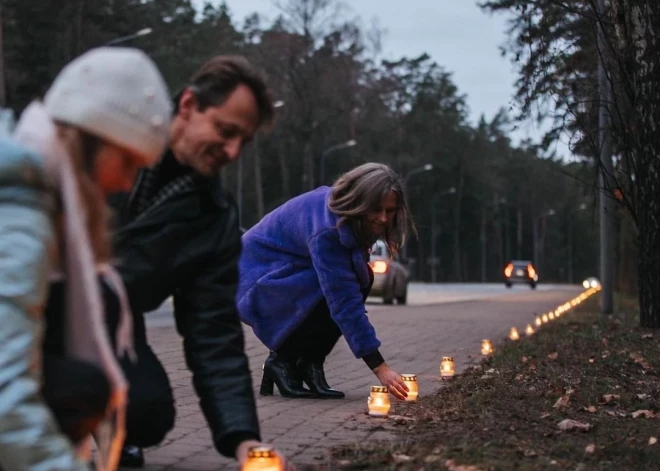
[74,0,85,56]
[480,205,487,282]
[504,206,511,262]
[0,1,6,107]
[303,139,314,191]
[532,214,540,269]
[254,138,265,220]
[516,207,523,259]
[568,216,574,284]
[630,1,660,327]
[495,197,504,272]
[278,144,290,201]
[452,161,465,281]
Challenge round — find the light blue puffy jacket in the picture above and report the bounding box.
[0,138,89,470]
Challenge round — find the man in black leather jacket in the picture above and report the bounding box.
[110,55,284,468]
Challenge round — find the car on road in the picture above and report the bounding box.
[583,277,601,289]
[504,260,539,289]
[368,239,409,304]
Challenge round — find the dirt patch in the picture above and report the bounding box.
[317,294,660,470]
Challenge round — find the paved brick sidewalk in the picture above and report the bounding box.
[123,286,581,470]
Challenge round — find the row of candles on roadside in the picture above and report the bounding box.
[366,286,601,418]
[242,287,601,470]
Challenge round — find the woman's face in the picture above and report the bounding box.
[367,191,398,238]
[93,142,153,196]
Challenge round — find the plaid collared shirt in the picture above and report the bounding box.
[127,153,200,223]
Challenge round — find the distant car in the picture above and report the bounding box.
[369,239,409,304]
[504,260,538,289]
[583,277,601,289]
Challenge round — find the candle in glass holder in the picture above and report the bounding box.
[535,316,543,327]
[440,356,455,379]
[542,313,549,323]
[481,339,493,355]
[242,446,283,471]
[548,312,555,321]
[367,386,391,417]
[509,327,520,341]
[401,374,419,401]
[525,324,535,336]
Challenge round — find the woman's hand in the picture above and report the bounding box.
[373,363,409,400]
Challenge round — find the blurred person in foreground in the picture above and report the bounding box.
[0,47,171,471]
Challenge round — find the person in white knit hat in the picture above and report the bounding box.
[0,46,171,471]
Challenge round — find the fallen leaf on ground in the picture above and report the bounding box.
[392,453,412,463]
[521,356,528,363]
[650,437,658,445]
[425,455,442,463]
[554,395,570,409]
[548,352,558,360]
[642,333,653,339]
[523,449,537,457]
[637,394,649,400]
[389,414,414,421]
[445,459,484,471]
[632,410,654,419]
[558,419,592,432]
[588,358,595,363]
[583,405,597,413]
[585,444,596,454]
[603,394,620,404]
[540,412,551,419]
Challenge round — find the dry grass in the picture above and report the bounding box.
[320,294,660,470]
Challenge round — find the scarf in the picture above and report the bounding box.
[13,101,133,471]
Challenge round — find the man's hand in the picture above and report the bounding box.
[236,440,295,470]
[373,363,409,400]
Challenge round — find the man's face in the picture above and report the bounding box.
[174,84,260,177]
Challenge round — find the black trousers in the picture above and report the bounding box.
[120,312,176,448]
[276,300,343,363]
[42,355,111,445]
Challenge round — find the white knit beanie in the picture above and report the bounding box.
[44,47,172,162]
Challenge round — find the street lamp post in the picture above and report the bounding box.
[568,203,588,284]
[319,139,357,185]
[430,186,456,283]
[104,27,153,46]
[237,100,285,227]
[402,163,433,266]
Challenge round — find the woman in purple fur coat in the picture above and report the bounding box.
[237,163,411,401]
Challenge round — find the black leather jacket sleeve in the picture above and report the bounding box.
[177,213,261,457]
[112,194,260,457]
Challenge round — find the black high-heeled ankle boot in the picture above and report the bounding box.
[259,352,316,399]
[119,445,145,468]
[298,359,345,399]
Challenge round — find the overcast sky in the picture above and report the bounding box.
[192,0,564,155]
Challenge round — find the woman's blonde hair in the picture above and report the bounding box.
[328,162,414,256]
[53,123,111,264]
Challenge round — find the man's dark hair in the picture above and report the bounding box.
[175,55,274,128]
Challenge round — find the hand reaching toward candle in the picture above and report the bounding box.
[373,363,409,400]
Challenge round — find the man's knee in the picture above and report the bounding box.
[121,344,176,447]
[125,395,176,447]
